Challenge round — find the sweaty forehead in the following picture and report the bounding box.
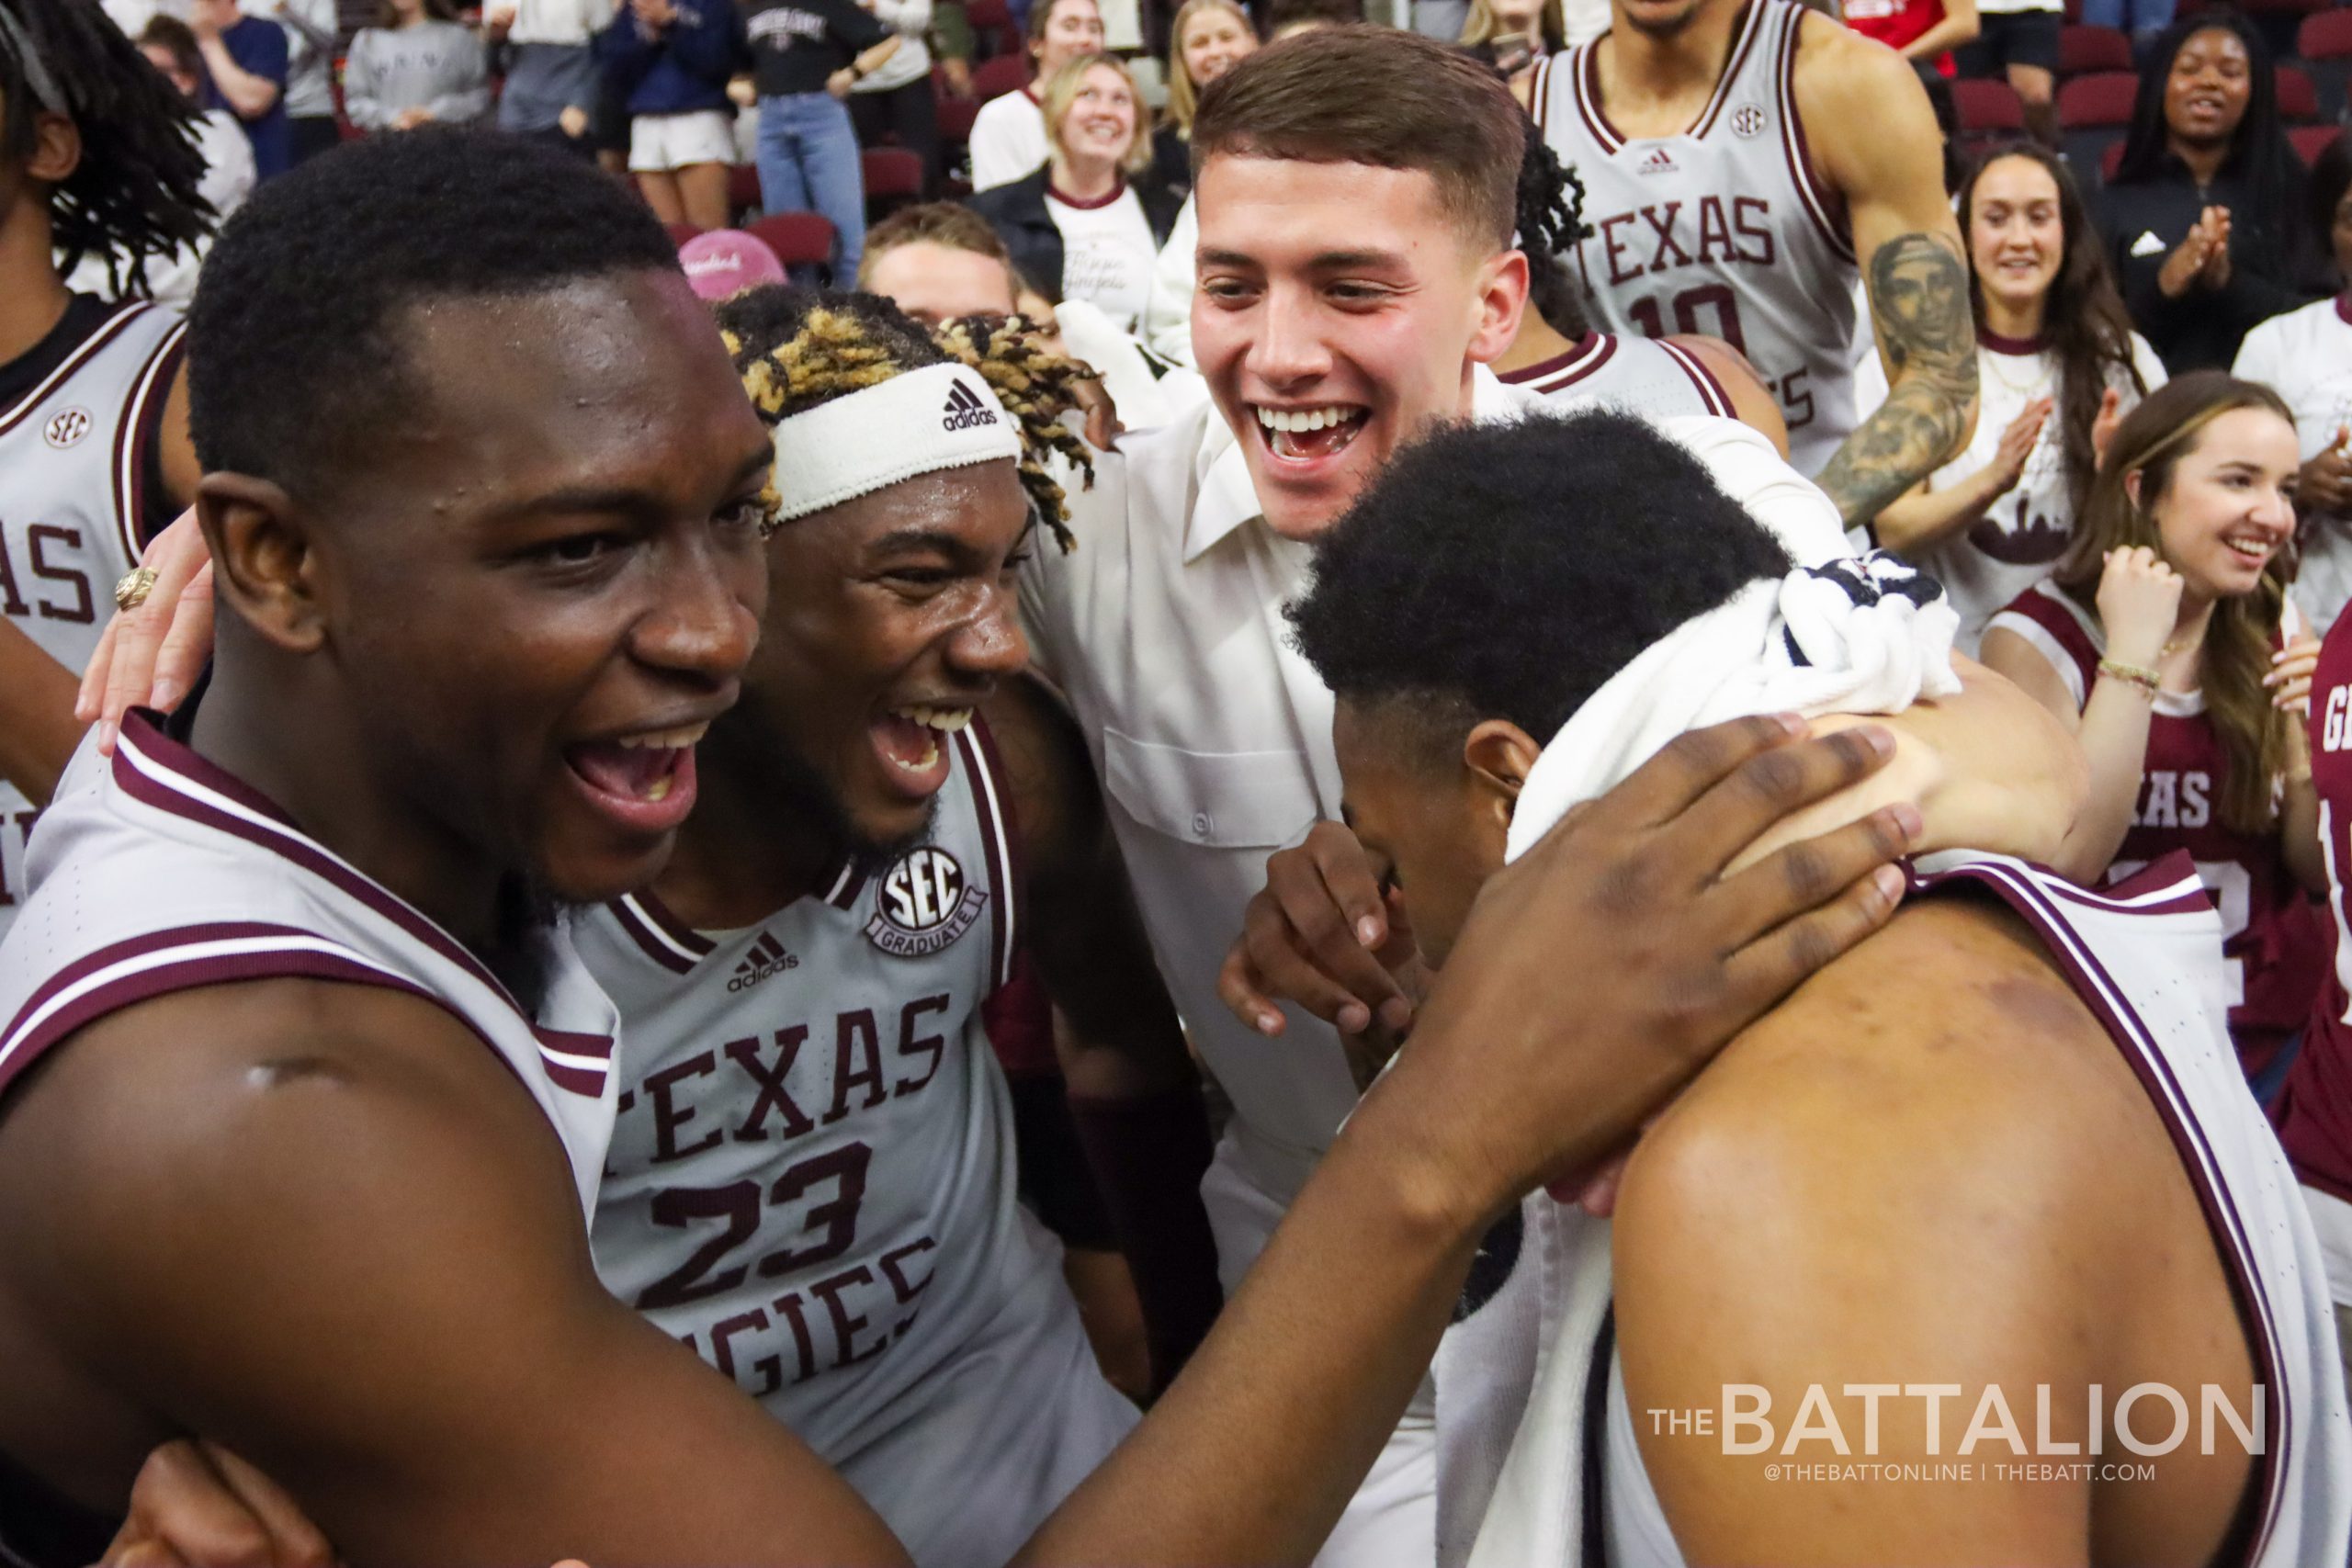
[379,273,760,505]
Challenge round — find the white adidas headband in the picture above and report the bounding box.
[767,362,1023,525]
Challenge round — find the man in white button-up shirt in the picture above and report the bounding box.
[1017,29,1852,1568]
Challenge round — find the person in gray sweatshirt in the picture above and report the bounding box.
[343,0,490,130]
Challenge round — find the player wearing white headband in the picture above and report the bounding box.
[1282,407,2350,1567]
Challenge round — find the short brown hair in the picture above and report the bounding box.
[138,13,201,79]
[1191,26,1521,246]
[860,200,1014,286]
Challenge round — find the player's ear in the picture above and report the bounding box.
[1463,718,1542,826]
[197,475,329,655]
[1467,248,1530,369]
[25,112,81,186]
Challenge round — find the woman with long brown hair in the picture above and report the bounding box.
[1984,371,2330,1099]
[1859,142,2163,649]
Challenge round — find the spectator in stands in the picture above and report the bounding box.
[741,0,899,281]
[596,0,745,231]
[849,0,940,193]
[967,52,1179,333]
[1983,371,2329,1100]
[343,0,491,130]
[2095,9,2320,374]
[1955,0,2056,145]
[187,0,288,178]
[862,198,1199,420]
[262,0,337,163]
[98,15,254,303]
[931,0,974,98]
[1151,0,1254,198]
[1862,143,2164,649]
[967,0,1102,189]
[1842,0,1975,85]
[2234,132,2352,634]
[485,0,616,155]
[1457,0,1559,82]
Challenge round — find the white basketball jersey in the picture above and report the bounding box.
[0,711,622,1211]
[1437,852,2352,1568]
[1498,331,1735,420]
[579,719,1136,1568]
[0,302,184,942]
[1533,0,1860,477]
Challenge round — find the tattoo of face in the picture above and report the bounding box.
[1815,230,1979,529]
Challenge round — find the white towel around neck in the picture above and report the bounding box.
[1500,552,1964,865]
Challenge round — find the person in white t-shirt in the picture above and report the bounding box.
[1017,30,2085,1568]
[966,0,1101,190]
[968,54,1179,334]
[2234,132,2352,634]
[1859,143,2164,650]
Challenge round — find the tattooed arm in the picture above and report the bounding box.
[1793,19,1980,528]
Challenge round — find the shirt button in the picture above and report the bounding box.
[1192,811,1213,838]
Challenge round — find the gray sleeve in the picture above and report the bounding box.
[340,32,389,128]
[426,29,492,121]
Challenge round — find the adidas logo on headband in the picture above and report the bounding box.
[942,381,1001,433]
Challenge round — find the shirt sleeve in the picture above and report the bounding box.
[233,16,290,81]
[869,0,929,35]
[427,30,493,121]
[2230,316,2283,393]
[1143,196,1197,367]
[340,32,388,128]
[837,0,894,47]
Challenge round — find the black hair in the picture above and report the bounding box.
[2308,128,2351,286]
[712,286,1093,548]
[2112,11,2305,254]
[186,127,681,501]
[1517,118,1592,340]
[1,0,211,296]
[1287,409,1792,757]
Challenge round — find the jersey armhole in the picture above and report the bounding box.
[129,330,188,553]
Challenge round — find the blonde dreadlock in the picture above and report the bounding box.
[713,287,1094,551]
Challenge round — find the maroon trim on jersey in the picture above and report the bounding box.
[1690,0,1772,140]
[3,921,321,1043]
[110,713,526,1014]
[0,928,459,1102]
[1046,177,1127,210]
[2335,291,2352,328]
[1977,326,2050,356]
[1498,332,1613,391]
[1774,6,1855,265]
[606,894,702,975]
[1655,336,1737,416]
[959,716,1023,992]
[1570,38,1621,153]
[1528,52,1557,133]
[113,322,187,564]
[822,856,868,910]
[0,301,153,440]
[1910,852,2291,1557]
[627,887,718,960]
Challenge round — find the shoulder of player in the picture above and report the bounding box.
[4,976,545,1195]
[1789,7,1915,115]
[0,976,588,1370]
[1614,899,2154,1280]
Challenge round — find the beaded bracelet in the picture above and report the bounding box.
[2097,658,2161,694]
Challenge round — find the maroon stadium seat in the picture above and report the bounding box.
[1952,76,2028,133]
[935,73,980,144]
[663,220,704,246]
[2058,24,2132,77]
[863,146,926,200]
[972,53,1031,102]
[2291,122,2342,166]
[2275,62,2320,123]
[2101,138,2126,180]
[2057,70,2138,128]
[729,163,763,220]
[748,212,840,278]
[964,0,1019,55]
[2301,6,2352,58]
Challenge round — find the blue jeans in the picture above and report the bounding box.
[2077,0,2176,44]
[756,92,867,283]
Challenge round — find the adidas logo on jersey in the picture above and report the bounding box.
[942,380,1000,432]
[1637,147,1678,175]
[728,931,799,991]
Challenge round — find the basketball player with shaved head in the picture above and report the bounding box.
[0,119,1951,1568]
[1531,0,1982,523]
